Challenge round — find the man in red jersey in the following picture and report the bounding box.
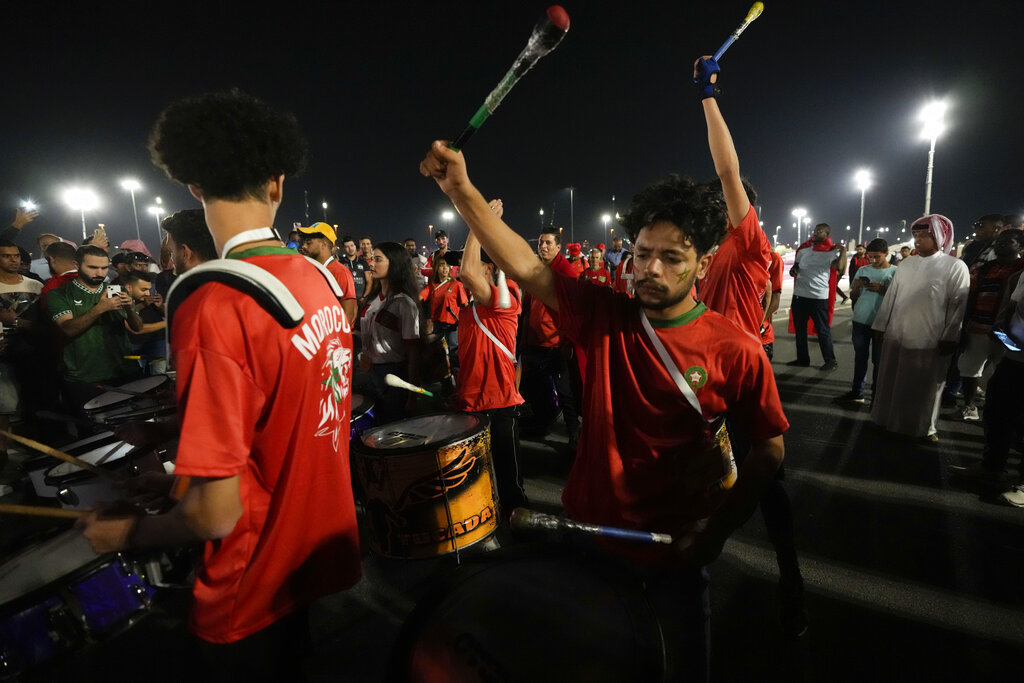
[760,250,784,359]
[79,91,360,679]
[580,247,612,286]
[298,221,358,323]
[454,199,527,513]
[421,84,787,682]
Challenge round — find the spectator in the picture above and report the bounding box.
[961,214,1004,275]
[579,247,612,286]
[566,243,585,276]
[30,233,62,280]
[0,238,43,455]
[848,243,869,286]
[419,257,467,365]
[788,223,847,371]
[123,270,167,375]
[614,250,636,297]
[835,238,895,404]
[359,241,421,424]
[604,236,628,280]
[871,215,970,442]
[760,250,784,360]
[895,245,911,264]
[297,222,358,323]
[339,235,372,303]
[957,229,1024,421]
[424,229,456,282]
[405,237,428,290]
[42,241,79,295]
[47,245,143,409]
[359,236,374,262]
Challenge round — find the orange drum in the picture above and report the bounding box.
[352,414,498,559]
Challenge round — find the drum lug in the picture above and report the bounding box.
[133,584,152,608]
[56,487,80,507]
[117,553,135,577]
[128,462,141,476]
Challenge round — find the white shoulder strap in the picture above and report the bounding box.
[639,311,702,417]
[304,255,344,298]
[472,305,516,364]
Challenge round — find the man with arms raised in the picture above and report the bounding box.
[420,141,787,682]
[78,90,360,678]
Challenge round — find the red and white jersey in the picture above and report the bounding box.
[171,246,360,643]
[614,254,635,297]
[554,273,788,566]
[761,250,784,345]
[699,205,771,339]
[455,281,523,412]
[419,278,468,326]
[580,266,612,287]
[325,257,357,301]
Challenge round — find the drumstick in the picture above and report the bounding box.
[0,430,123,481]
[0,503,84,519]
[384,373,435,398]
[510,507,675,544]
[712,2,765,61]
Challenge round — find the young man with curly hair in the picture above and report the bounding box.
[78,90,360,679]
[419,58,788,682]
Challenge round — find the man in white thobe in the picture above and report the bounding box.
[871,214,970,440]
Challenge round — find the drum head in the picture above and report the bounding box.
[0,531,100,604]
[358,413,485,453]
[83,375,169,411]
[44,441,134,480]
[393,546,664,682]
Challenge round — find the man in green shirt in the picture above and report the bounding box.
[47,245,144,409]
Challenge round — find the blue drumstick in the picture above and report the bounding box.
[510,507,675,544]
[712,2,765,61]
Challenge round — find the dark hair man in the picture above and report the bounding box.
[77,90,360,677]
[46,244,143,408]
[298,221,358,323]
[420,71,787,681]
[789,223,847,371]
[122,270,167,375]
[961,213,1004,274]
[162,209,217,274]
[359,236,374,262]
[339,234,371,303]
[405,236,427,289]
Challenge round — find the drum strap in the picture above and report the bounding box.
[473,305,516,365]
[639,311,703,418]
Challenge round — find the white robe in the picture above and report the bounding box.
[870,252,970,436]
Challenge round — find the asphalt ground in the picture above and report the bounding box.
[2,300,1022,682]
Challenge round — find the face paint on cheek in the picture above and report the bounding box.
[675,269,691,284]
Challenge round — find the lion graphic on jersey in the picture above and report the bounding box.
[316,338,352,449]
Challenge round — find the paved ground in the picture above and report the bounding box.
[2,301,1022,682]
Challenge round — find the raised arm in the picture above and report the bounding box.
[420,142,558,310]
[460,227,493,306]
[696,57,749,227]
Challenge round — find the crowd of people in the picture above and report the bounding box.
[0,55,1020,683]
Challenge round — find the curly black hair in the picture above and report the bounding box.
[618,174,728,255]
[148,89,307,201]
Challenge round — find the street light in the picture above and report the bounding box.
[774,225,781,246]
[854,169,871,245]
[601,214,611,245]
[919,100,947,215]
[64,188,100,240]
[442,210,454,239]
[792,208,807,244]
[539,208,544,228]
[322,201,328,222]
[147,205,165,243]
[120,178,142,240]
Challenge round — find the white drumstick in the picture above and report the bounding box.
[384,373,435,398]
[496,269,511,309]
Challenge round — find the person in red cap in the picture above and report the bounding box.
[566,243,585,276]
[298,221,358,323]
[579,247,612,286]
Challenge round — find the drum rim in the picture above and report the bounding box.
[351,393,373,419]
[23,433,121,471]
[82,374,170,411]
[353,412,490,455]
[42,443,153,486]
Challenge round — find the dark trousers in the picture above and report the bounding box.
[520,346,579,436]
[792,295,835,364]
[194,607,311,682]
[470,405,528,517]
[851,321,881,397]
[982,357,1024,477]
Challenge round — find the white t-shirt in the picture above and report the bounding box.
[794,247,840,299]
[360,292,420,364]
[0,276,43,312]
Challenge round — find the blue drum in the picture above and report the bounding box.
[350,393,375,441]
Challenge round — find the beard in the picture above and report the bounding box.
[634,277,692,311]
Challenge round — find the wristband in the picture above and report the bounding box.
[693,57,721,99]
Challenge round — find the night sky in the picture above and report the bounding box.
[2,1,1020,257]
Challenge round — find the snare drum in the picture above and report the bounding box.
[392,546,665,682]
[43,434,167,511]
[83,375,176,425]
[352,413,498,559]
[0,531,157,679]
[24,432,118,499]
[350,393,375,441]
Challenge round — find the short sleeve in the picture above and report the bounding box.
[400,296,420,340]
[47,286,71,320]
[728,344,789,441]
[333,264,356,301]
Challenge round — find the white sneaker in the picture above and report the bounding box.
[1001,484,1024,508]
[962,406,980,422]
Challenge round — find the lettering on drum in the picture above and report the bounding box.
[290,304,350,361]
[397,506,494,546]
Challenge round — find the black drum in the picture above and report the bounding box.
[392,546,665,682]
[83,376,175,425]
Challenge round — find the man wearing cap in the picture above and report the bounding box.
[871,214,970,442]
[298,222,358,323]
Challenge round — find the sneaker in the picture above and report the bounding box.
[923,433,940,444]
[833,391,866,404]
[1000,484,1024,508]
[961,406,980,422]
[820,360,839,372]
[786,359,810,367]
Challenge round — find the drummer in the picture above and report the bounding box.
[453,201,527,514]
[420,125,787,680]
[78,90,361,679]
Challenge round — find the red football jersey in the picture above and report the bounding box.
[554,273,788,566]
[580,266,612,286]
[325,258,356,301]
[699,205,771,339]
[419,278,468,325]
[454,281,523,412]
[172,246,361,643]
[761,250,784,345]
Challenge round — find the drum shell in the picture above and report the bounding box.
[392,546,665,682]
[42,444,166,511]
[350,393,375,441]
[24,432,118,499]
[352,414,497,559]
